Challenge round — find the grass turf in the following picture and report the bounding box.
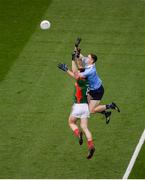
[0,0,145,178]
[0,0,52,81]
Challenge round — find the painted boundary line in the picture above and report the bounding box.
[122,129,145,179]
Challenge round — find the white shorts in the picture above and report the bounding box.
[71,103,90,119]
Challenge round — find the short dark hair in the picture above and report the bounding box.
[78,68,85,72]
[90,53,97,63]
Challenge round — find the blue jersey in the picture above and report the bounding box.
[79,64,102,90]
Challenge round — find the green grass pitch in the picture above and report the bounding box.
[0,0,145,178]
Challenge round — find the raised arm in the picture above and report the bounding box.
[57,63,79,79]
[71,37,84,72]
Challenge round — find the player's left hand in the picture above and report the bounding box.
[57,63,68,72]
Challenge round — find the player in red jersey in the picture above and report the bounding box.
[58,62,95,159]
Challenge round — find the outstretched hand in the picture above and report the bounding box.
[57,63,68,72]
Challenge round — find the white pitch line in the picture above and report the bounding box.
[122,129,145,179]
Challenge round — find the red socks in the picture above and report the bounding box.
[74,128,80,137]
[73,130,94,149]
[87,140,94,149]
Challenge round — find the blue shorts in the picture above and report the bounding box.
[88,85,104,100]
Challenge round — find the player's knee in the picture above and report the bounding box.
[89,107,95,114]
[80,124,87,131]
[68,118,75,126]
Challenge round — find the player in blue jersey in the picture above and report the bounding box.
[72,38,120,124]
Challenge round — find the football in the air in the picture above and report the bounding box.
[40,20,51,30]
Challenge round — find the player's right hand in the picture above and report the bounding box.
[72,48,81,60]
[75,37,82,48]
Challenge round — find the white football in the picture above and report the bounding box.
[40,20,51,30]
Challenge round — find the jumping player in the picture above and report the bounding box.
[72,38,120,124]
[58,63,95,159]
